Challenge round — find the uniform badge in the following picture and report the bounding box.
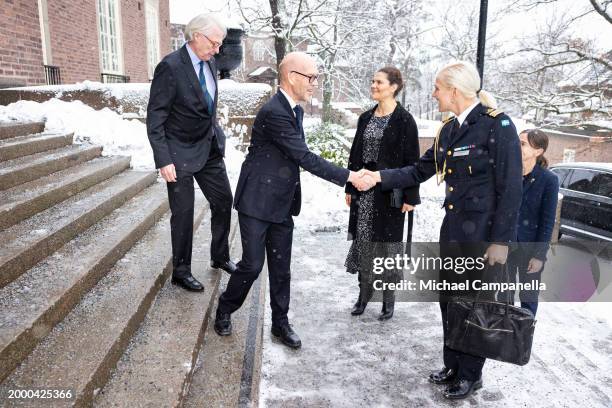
[501,119,510,127]
[453,145,474,156]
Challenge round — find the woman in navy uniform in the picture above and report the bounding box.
[361,61,522,399]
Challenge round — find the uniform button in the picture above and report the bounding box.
[448,204,454,210]
[449,186,454,192]
[447,168,453,174]
[447,150,452,156]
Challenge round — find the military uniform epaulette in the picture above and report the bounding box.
[486,108,503,118]
[442,116,455,124]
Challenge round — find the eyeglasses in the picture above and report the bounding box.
[291,70,319,84]
[198,32,222,49]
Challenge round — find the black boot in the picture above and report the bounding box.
[351,281,372,316]
[378,290,395,320]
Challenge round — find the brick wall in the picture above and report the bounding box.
[158,0,170,58]
[121,0,148,82]
[120,0,170,82]
[47,0,100,84]
[0,0,170,87]
[416,134,612,165]
[0,0,45,87]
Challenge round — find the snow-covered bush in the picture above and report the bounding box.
[305,122,349,167]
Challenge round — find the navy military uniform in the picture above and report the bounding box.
[379,103,522,382]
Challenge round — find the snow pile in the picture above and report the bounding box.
[217,79,271,117]
[4,81,150,96]
[1,99,154,170]
[4,82,151,115]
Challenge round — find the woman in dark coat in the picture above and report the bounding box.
[344,66,420,320]
[509,129,559,316]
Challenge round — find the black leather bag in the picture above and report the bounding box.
[445,265,536,366]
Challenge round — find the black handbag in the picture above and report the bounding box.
[445,265,536,366]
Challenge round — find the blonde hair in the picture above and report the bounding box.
[184,13,227,41]
[436,61,497,109]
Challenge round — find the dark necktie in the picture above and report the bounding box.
[293,105,305,139]
[198,61,214,114]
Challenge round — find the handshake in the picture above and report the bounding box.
[347,169,381,191]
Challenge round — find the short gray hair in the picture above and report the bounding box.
[184,13,227,41]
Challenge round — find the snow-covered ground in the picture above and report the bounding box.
[260,226,612,408]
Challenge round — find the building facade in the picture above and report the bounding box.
[0,0,170,87]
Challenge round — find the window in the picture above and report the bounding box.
[567,169,597,194]
[97,0,123,74]
[171,36,183,52]
[551,168,571,188]
[591,172,612,198]
[252,40,266,62]
[145,0,160,80]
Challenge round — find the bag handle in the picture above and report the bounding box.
[468,262,512,317]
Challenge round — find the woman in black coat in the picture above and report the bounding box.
[344,66,420,320]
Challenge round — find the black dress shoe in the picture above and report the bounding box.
[428,367,457,384]
[378,301,394,320]
[443,378,483,399]
[271,325,302,349]
[171,275,204,292]
[214,311,232,336]
[211,259,237,274]
[351,300,368,315]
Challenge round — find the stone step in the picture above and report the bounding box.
[0,131,73,161]
[0,121,45,140]
[0,197,207,408]
[0,156,130,231]
[0,170,156,289]
[183,258,267,407]
[94,213,240,408]
[0,144,103,190]
[0,183,169,384]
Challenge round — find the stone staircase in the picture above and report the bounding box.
[0,121,259,407]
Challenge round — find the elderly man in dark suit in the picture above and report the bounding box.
[147,13,236,293]
[213,52,365,348]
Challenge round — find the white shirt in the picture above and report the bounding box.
[456,100,480,127]
[186,43,216,98]
[279,87,297,116]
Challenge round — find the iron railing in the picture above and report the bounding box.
[100,73,130,83]
[43,65,61,85]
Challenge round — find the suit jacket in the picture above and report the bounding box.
[379,104,523,243]
[147,44,226,173]
[345,103,420,242]
[517,164,559,260]
[233,90,350,223]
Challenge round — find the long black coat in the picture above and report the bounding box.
[345,103,420,242]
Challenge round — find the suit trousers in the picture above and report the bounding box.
[217,212,293,327]
[166,144,233,278]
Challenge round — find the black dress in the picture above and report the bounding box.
[345,114,391,277]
